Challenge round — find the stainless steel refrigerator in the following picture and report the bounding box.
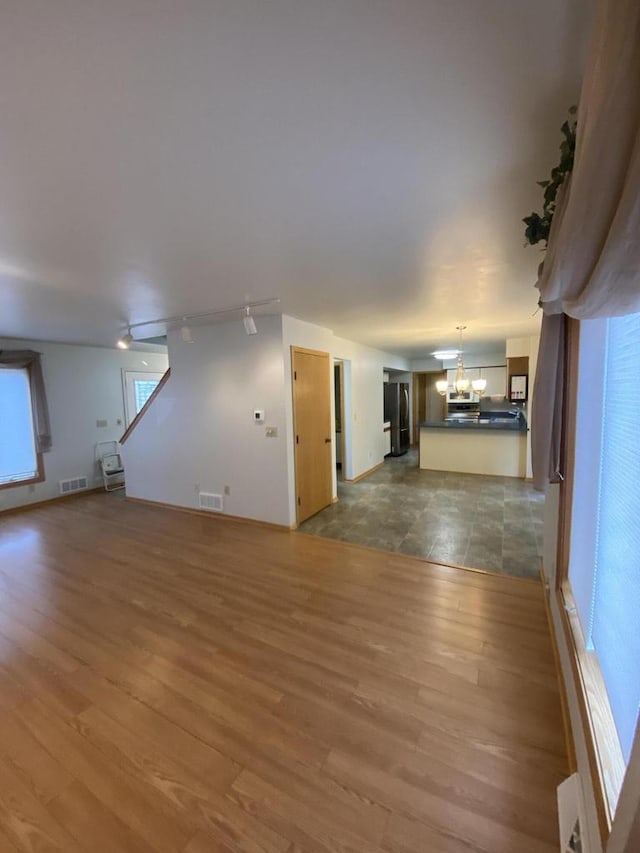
[384,382,410,456]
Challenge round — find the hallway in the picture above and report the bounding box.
[299,451,545,578]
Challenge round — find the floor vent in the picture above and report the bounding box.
[199,492,223,512]
[59,476,89,495]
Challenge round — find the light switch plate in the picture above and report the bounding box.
[265,426,278,438]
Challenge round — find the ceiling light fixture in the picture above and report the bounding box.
[116,330,133,349]
[115,297,279,348]
[432,350,459,361]
[243,306,257,336]
[436,326,486,398]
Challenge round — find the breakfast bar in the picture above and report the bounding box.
[419,417,527,478]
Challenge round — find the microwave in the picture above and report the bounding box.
[446,388,479,404]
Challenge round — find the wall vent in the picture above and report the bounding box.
[59,476,89,495]
[199,492,223,512]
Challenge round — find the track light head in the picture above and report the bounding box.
[243,307,258,335]
[117,331,133,349]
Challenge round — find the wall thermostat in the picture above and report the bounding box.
[253,410,265,423]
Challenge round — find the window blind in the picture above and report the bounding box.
[591,312,640,762]
[0,367,38,484]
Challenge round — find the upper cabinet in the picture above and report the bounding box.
[445,365,506,398]
[481,366,506,398]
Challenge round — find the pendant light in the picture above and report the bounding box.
[435,325,487,397]
[453,326,470,394]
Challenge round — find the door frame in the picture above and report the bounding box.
[334,359,346,475]
[412,370,446,445]
[291,346,333,525]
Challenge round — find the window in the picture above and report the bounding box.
[0,367,43,487]
[122,370,165,426]
[564,313,640,817]
[134,379,160,413]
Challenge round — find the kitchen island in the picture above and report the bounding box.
[419,419,527,478]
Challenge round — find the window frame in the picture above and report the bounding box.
[556,317,629,840]
[121,369,166,428]
[0,363,46,491]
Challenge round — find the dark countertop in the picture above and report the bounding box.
[419,420,527,433]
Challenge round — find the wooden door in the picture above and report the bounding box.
[425,371,447,422]
[292,347,333,523]
[413,371,446,442]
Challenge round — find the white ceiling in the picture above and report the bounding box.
[0,1,594,358]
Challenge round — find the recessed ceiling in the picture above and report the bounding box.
[0,0,595,357]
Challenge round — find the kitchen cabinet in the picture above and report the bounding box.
[481,366,506,398]
[446,366,505,397]
[446,367,480,386]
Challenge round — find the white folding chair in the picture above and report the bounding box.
[96,441,125,492]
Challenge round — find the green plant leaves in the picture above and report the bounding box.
[524,106,577,247]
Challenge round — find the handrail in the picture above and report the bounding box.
[120,368,171,445]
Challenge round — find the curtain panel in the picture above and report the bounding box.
[532,0,640,489]
[0,350,52,453]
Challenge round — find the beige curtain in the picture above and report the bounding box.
[0,350,52,453]
[532,0,640,490]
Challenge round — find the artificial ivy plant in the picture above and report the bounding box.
[523,106,577,247]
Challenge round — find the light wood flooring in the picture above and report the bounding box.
[0,493,567,852]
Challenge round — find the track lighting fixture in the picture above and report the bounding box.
[116,297,279,348]
[180,320,194,343]
[116,330,133,349]
[243,306,258,336]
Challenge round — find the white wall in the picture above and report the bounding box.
[282,316,409,526]
[123,314,409,529]
[506,335,539,478]
[440,351,507,371]
[0,338,168,511]
[410,356,442,372]
[123,316,291,526]
[411,351,507,373]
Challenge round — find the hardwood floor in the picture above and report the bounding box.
[0,493,567,852]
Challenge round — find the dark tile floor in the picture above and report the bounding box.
[298,450,545,579]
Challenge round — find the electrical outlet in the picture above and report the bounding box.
[265,426,278,438]
[224,485,231,496]
[194,482,200,493]
[96,419,108,428]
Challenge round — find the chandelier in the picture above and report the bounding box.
[435,326,487,398]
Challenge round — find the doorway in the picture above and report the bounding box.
[334,361,346,481]
[122,370,166,427]
[291,347,333,524]
[412,371,446,444]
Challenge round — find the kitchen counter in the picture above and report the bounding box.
[420,419,526,432]
[419,420,527,477]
